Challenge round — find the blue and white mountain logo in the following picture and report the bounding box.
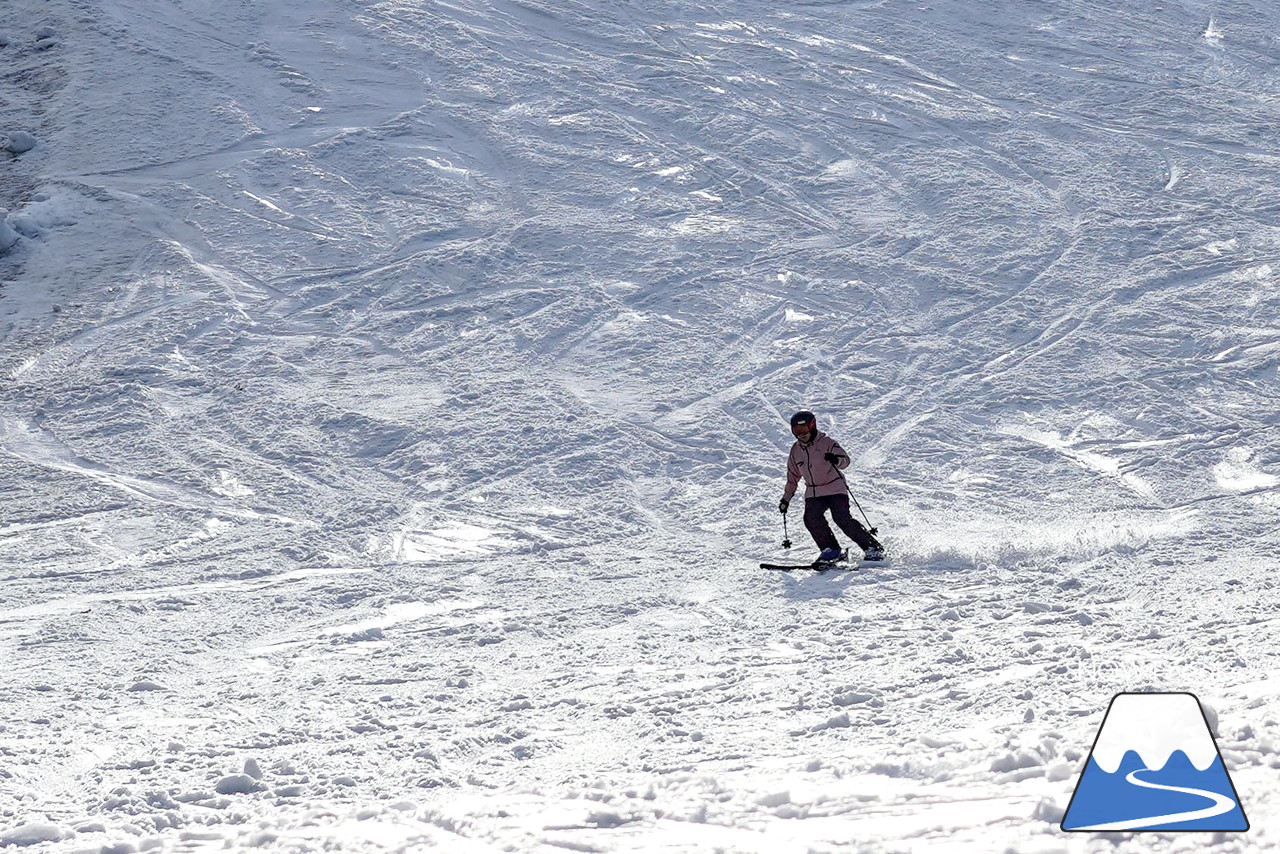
[1061,692,1248,832]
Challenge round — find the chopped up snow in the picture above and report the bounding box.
[3,0,1280,851]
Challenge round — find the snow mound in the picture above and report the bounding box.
[0,824,66,847]
[2,131,36,154]
[0,210,18,252]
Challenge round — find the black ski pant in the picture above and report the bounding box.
[803,493,880,552]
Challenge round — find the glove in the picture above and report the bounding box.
[824,452,843,466]
[779,498,790,514]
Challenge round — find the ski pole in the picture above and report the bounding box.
[781,510,792,549]
[834,466,877,535]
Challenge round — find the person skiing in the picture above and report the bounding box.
[779,410,885,562]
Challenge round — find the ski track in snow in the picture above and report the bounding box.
[2,0,1280,851]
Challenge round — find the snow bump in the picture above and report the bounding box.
[2,132,36,154]
[214,774,263,795]
[0,824,66,847]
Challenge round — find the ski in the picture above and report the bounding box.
[759,555,888,571]
[759,559,849,571]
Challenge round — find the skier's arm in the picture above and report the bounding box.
[783,451,800,500]
[826,442,851,470]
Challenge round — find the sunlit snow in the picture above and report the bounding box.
[3,0,1280,852]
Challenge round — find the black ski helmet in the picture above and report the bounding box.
[790,410,817,437]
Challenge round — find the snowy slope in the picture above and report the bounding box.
[2,0,1279,851]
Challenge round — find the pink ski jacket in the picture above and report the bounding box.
[782,431,851,501]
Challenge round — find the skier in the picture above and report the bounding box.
[779,410,885,562]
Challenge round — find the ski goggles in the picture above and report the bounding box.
[791,422,814,436]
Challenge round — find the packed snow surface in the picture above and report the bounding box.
[2,0,1280,851]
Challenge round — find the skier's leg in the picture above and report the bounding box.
[829,494,881,551]
[803,498,840,551]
